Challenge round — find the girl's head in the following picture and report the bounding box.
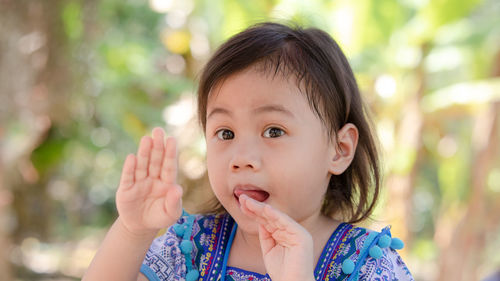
[197,22,381,224]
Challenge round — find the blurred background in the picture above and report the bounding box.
[1,0,499,280]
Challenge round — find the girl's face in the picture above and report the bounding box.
[205,68,336,233]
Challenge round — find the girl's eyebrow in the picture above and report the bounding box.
[253,104,295,118]
[207,104,295,120]
[207,107,232,120]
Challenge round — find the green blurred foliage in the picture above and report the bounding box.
[2,0,500,280]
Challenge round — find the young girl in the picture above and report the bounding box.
[83,22,414,281]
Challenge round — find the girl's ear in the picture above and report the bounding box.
[328,123,359,175]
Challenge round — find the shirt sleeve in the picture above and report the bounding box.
[140,228,187,281]
[358,247,414,281]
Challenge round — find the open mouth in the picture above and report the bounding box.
[234,189,270,203]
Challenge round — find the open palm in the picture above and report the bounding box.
[116,128,183,235]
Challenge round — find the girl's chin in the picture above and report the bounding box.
[232,212,260,234]
[235,221,260,235]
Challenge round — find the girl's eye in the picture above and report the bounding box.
[263,127,285,138]
[216,129,234,140]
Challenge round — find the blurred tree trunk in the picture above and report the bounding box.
[436,102,499,281]
[0,158,12,281]
[1,0,74,279]
[384,44,429,251]
[436,52,500,281]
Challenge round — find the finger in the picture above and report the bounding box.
[164,184,183,220]
[240,196,280,232]
[261,205,290,230]
[148,128,165,178]
[244,198,295,234]
[239,194,257,215]
[119,154,136,190]
[239,195,268,220]
[256,206,304,248]
[241,195,279,226]
[241,194,266,214]
[160,137,177,184]
[260,205,312,247]
[258,224,276,255]
[135,136,153,180]
[239,195,267,224]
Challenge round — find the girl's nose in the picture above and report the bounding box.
[231,159,259,171]
[230,141,261,172]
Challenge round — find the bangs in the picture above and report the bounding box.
[251,41,328,135]
[199,22,344,139]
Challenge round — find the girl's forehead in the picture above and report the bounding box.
[205,73,330,131]
[206,68,305,107]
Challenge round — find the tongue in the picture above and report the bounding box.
[235,190,269,202]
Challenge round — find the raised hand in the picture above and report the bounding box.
[116,127,183,236]
[239,195,315,281]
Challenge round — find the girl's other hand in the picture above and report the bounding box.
[239,195,315,281]
[116,127,183,236]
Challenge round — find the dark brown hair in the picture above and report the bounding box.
[197,22,381,223]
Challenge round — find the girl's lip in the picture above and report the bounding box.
[233,185,270,202]
[233,184,263,191]
[233,184,265,196]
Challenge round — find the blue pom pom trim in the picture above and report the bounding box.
[378,234,391,248]
[186,269,199,281]
[344,226,406,281]
[342,259,355,274]
[345,227,391,281]
[173,224,186,237]
[172,210,198,280]
[369,245,383,259]
[180,240,193,254]
[391,237,404,250]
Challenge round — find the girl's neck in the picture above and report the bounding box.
[228,226,267,274]
[227,213,340,275]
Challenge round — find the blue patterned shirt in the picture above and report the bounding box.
[140,213,414,281]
